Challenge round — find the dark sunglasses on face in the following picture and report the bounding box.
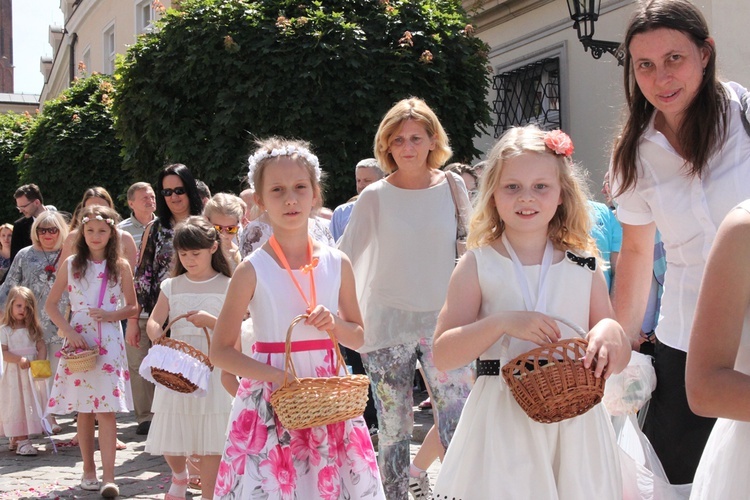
[161,187,187,197]
[213,224,239,235]
[36,227,60,235]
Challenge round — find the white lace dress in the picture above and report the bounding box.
[145,273,233,456]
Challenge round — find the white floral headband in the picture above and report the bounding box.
[82,214,115,226]
[247,145,321,187]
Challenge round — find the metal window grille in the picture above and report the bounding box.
[492,57,561,137]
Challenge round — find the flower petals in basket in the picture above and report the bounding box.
[60,344,99,373]
[501,318,605,424]
[139,314,213,397]
[270,315,370,430]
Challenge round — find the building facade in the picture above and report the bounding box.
[464,0,750,194]
[40,0,173,105]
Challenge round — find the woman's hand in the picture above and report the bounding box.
[305,305,335,332]
[88,307,112,323]
[186,310,217,330]
[584,318,631,379]
[125,320,141,347]
[495,311,561,346]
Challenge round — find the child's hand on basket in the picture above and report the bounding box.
[584,318,631,379]
[64,330,89,350]
[305,305,335,332]
[186,310,217,330]
[496,311,561,345]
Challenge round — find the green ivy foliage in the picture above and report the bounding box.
[115,0,491,205]
[0,112,34,225]
[18,74,130,216]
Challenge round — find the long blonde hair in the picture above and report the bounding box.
[468,125,596,255]
[2,286,44,343]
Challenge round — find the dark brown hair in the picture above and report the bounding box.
[612,0,727,195]
[172,216,232,278]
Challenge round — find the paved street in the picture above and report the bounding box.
[0,393,439,499]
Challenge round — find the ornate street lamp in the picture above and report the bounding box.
[566,0,624,65]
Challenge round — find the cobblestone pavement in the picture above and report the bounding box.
[0,393,439,499]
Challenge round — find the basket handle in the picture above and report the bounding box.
[159,313,211,352]
[280,314,348,388]
[498,314,587,362]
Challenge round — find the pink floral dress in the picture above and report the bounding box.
[215,246,384,500]
[47,260,133,414]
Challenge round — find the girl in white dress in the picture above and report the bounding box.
[144,215,233,500]
[432,125,631,499]
[687,199,750,499]
[0,286,47,456]
[46,206,137,498]
[210,138,385,500]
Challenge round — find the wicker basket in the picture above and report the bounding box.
[149,314,213,394]
[61,345,98,373]
[270,315,370,430]
[501,317,605,424]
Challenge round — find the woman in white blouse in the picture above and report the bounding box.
[338,98,473,498]
[610,0,750,485]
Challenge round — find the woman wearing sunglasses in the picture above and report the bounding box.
[0,211,70,431]
[126,164,203,437]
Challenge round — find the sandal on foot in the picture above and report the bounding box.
[164,474,189,500]
[80,476,100,491]
[51,425,63,434]
[116,439,127,450]
[100,482,119,498]
[15,440,38,456]
[187,457,201,490]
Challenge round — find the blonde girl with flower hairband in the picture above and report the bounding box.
[431,125,630,499]
[210,137,385,499]
[46,205,137,498]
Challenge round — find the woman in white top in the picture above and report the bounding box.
[338,97,473,498]
[610,0,750,484]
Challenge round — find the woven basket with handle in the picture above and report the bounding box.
[150,314,213,394]
[501,316,605,424]
[61,345,98,373]
[270,314,370,430]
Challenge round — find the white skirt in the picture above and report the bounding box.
[691,418,750,499]
[433,376,622,499]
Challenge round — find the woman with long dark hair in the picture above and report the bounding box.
[610,0,750,484]
[125,164,203,437]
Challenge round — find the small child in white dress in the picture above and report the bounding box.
[0,286,48,456]
[143,216,232,500]
[432,126,631,499]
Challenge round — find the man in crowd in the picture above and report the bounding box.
[118,182,156,250]
[10,184,47,264]
[330,158,384,241]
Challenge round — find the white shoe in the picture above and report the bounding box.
[408,470,432,499]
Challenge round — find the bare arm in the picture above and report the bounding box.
[210,261,288,386]
[146,291,170,342]
[433,251,560,371]
[687,208,750,420]
[584,265,631,379]
[36,339,47,361]
[57,232,76,271]
[612,222,657,348]
[2,343,30,368]
[220,336,243,396]
[121,231,138,271]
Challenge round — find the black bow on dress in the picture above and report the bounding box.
[566,251,596,271]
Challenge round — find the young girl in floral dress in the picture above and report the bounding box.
[210,138,385,499]
[46,205,137,498]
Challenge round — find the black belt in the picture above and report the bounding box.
[476,359,500,376]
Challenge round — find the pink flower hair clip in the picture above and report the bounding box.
[544,130,574,157]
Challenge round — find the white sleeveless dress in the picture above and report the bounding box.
[145,273,233,456]
[433,246,622,500]
[214,245,385,500]
[690,200,750,499]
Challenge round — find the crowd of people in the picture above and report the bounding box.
[0,0,749,499]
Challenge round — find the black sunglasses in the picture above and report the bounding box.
[36,227,60,235]
[161,187,187,197]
